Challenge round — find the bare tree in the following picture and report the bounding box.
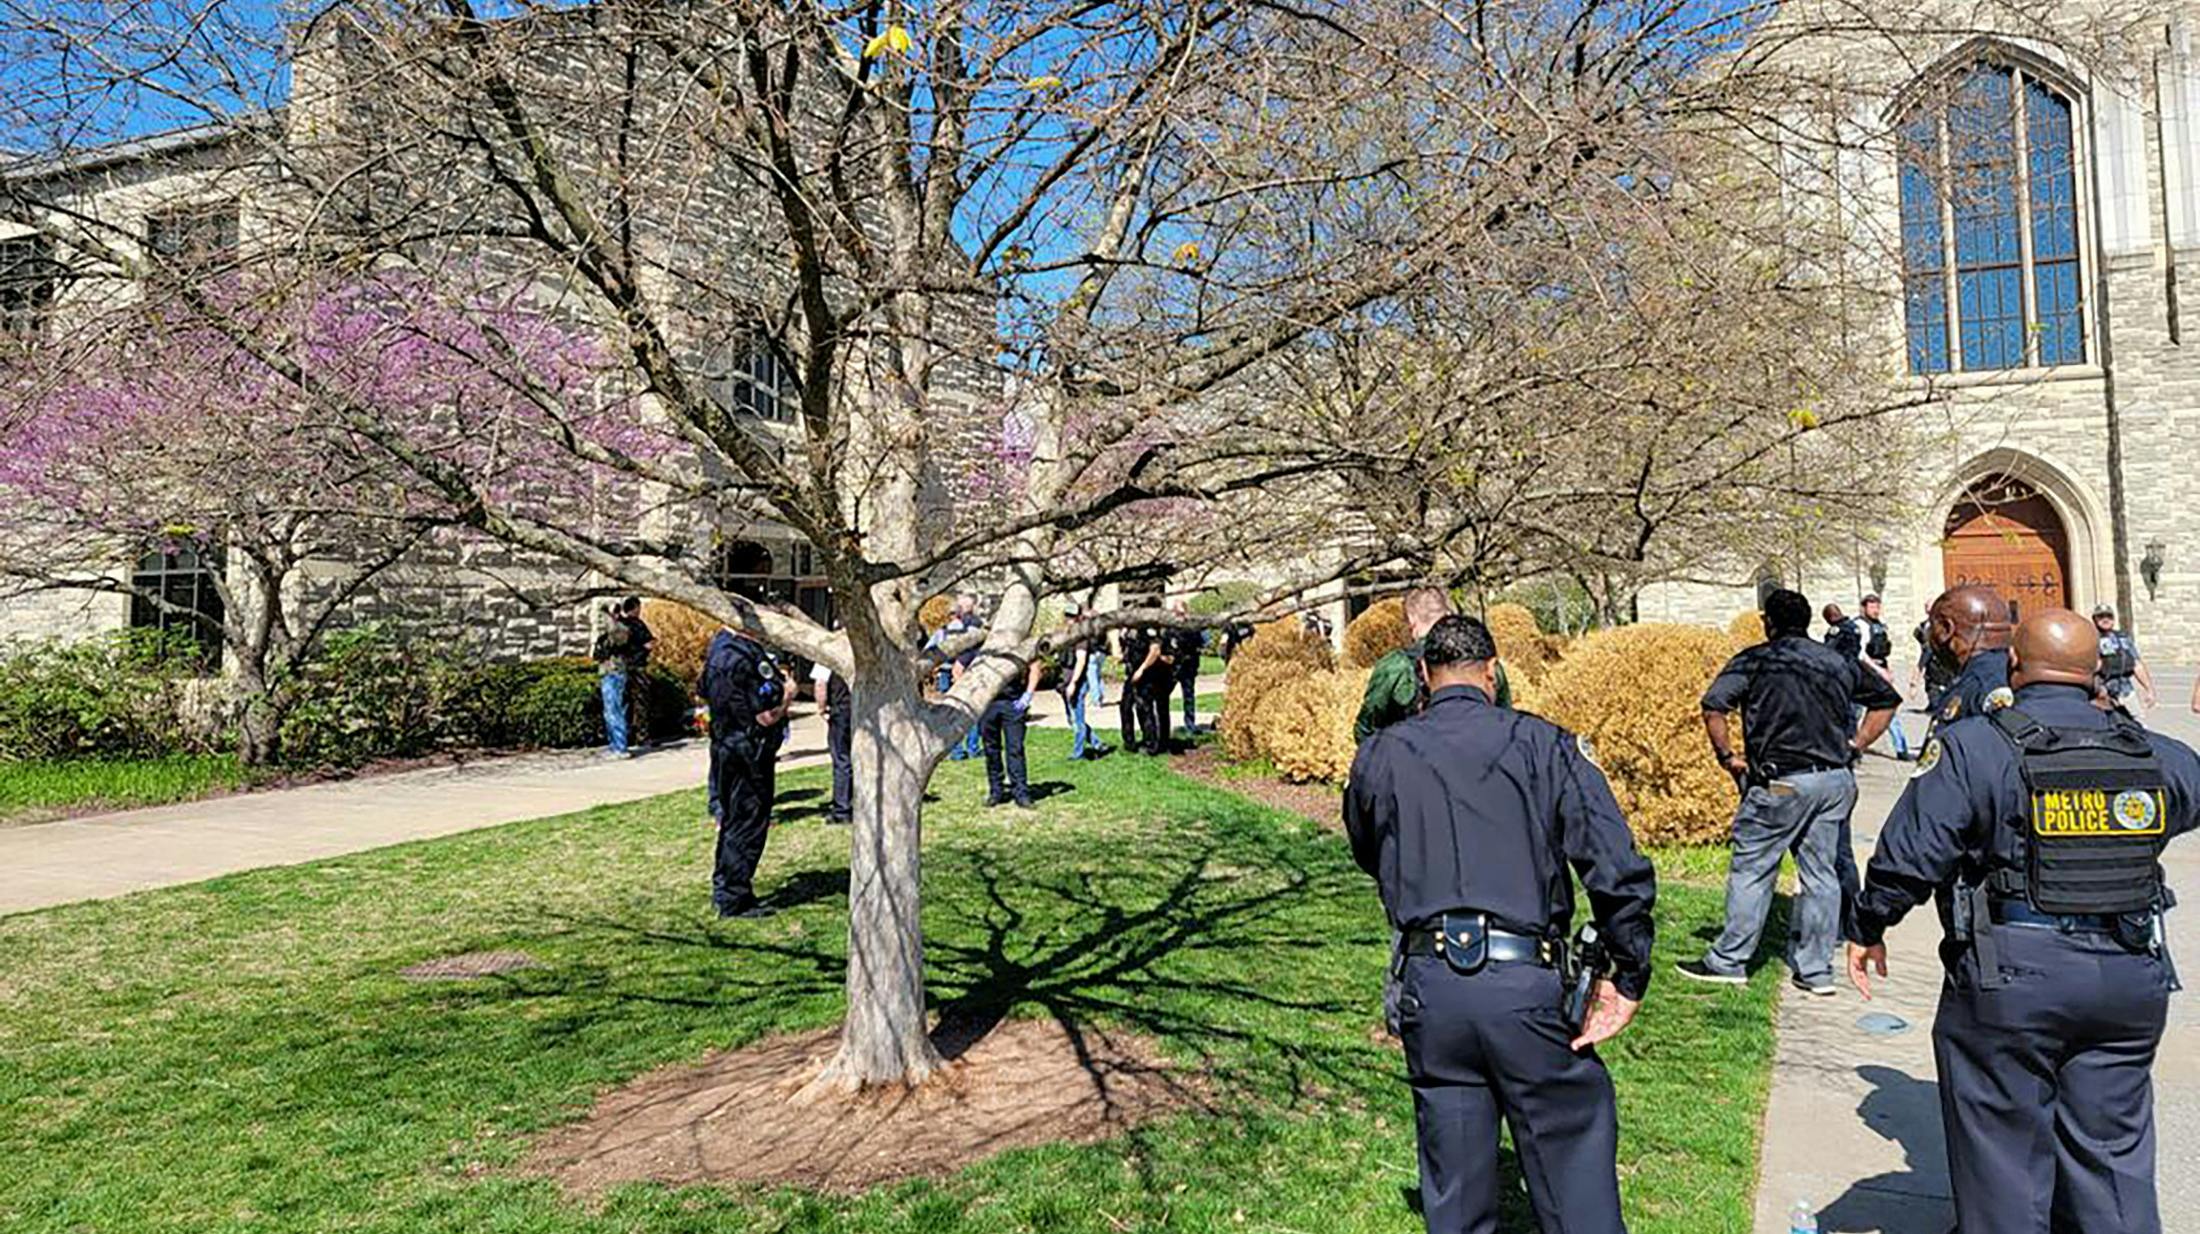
[3,0,2170,1091]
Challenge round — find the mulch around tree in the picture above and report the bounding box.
[522,1017,1206,1196]
[1172,746,1343,832]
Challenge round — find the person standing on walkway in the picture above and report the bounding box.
[701,626,789,919]
[1677,588,1899,995]
[1347,614,1656,1234]
[1856,594,1913,761]
[1926,585,2014,735]
[591,597,653,757]
[1848,607,2200,1234]
[2094,604,2158,711]
[980,656,1044,810]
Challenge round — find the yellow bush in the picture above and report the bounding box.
[1486,603,1556,683]
[1219,659,1301,761]
[640,600,719,693]
[1250,668,1370,784]
[918,595,952,634]
[1728,610,1766,643]
[1229,618,1335,674]
[1531,623,1742,845]
[1343,598,1411,669]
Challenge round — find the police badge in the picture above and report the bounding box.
[1941,695,1963,723]
[1985,686,2015,713]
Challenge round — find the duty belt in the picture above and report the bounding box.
[1400,923,1558,967]
[1988,898,2122,934]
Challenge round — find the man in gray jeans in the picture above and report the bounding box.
[1677,589,1902,995]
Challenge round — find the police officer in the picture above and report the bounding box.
[1122,615,1174,755]
[1855,594,1913,760]
[701,625,790,919]
[1925,584,2014,735]
[1848,607,2200,1233]
[1346,615,1657,1234]
[2094,604,2158,710]
[1679,588,1901,995]
[1166,600,1205,733]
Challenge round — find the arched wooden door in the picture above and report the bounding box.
[1942,477,2069,622]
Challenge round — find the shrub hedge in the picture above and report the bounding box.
[1530,623,1742,845]
[1342,598,1409,669]
[1230,619,1334,674]
[1727,610,1766,643]
[0,632,217,762]
[640,600,719,692]
[1251,668,1369,784]
[1218,659,1301,761]
[1486,602,1557,683]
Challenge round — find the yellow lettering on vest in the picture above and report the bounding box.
[2033,789,2141,837]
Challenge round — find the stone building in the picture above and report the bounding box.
[0,9,1002,665]
[1639,7,2200,662]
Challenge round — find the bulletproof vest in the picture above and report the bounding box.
[2098,633,2137,683]
[1864,619,1892,665]
[1988,706,2168,915]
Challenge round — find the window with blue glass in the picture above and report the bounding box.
[1897,62,2086,372]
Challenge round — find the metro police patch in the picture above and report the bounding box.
[1912,739,1943,778]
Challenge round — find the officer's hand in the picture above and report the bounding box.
[1720,752,1748,779]
[1847,943,1887,1000]
[1568,980,1638,1052]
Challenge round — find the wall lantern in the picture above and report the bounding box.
[2141,542,2166,601]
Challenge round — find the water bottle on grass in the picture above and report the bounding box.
[1788,1199,1818,1233]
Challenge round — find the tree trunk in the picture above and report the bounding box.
[805,674,950,1092]
[233,660,288,768]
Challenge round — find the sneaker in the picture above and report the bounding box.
[716,899,774,920]
[1673,960,1749,986]
[985,796,1008,809]
[1792,975,1838,998]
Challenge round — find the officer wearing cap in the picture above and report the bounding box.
[1925,584,2014,735]
[2094,604,2158,710]
[1848,608,2200,1233]
[1346,615,1657,1234]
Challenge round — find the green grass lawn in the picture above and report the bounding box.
[0,731,1779,1233]
[0,753,247,824]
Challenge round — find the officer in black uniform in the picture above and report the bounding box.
[702,626,790,918]
[1347,616,1658,1234]
[1848,608,2200,1233]
[1926,584,2014,736]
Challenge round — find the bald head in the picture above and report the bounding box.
[2010,608,2102,689]
[1929,585,2013,664]
[1402,587,1453,638]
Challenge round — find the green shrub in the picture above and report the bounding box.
[0,632,213,762]
[451,658,690,750]
[1187,581,1263,617]
[273,625,462,769]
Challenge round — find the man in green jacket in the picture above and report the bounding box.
[1355,588,1511,742]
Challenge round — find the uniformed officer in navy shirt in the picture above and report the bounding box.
[1346,615,1657,1234]
[1848,608,2200,1234]
[1926,584,2014,735]
[701,626,790,918]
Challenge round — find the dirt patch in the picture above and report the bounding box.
[1174,745,1343,831]
[523,1018,1204,1195]
[400,950,540,980]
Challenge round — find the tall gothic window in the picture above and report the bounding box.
[1899,62,2084,373]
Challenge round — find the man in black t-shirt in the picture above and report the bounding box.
[1677,589,1902,995]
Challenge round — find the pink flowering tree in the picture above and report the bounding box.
[0,279,628,765]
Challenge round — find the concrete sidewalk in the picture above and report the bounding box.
[1752,674,2200,1231]
[0,672,1225,918]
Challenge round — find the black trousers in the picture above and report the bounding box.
[826,706,853,822]
[980,699,1030,803]
[1126,677,1172,754]
[1934,925,2170,1233]
[1398,956,1625,1234]
[1177,671,1199,728]
[711,735,776,910]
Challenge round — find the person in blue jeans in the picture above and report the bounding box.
[940,593,985,761]
[590,598,652,757]
[1059,603,1110,759]
[1678,588,1902,995]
